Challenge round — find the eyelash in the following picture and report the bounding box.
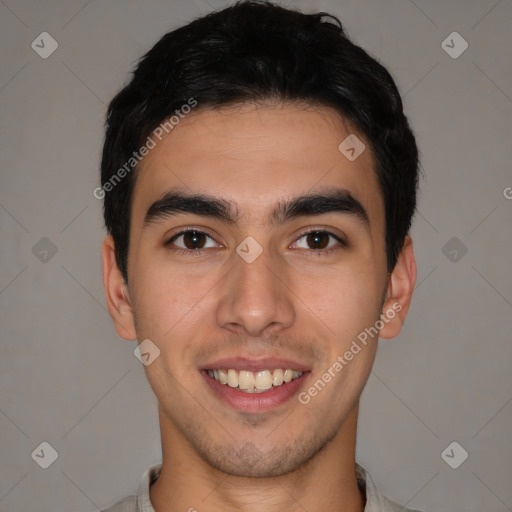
[165,228,346,256]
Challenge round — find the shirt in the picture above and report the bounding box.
[101,463,423,512]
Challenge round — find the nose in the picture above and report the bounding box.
[215,247,296,338]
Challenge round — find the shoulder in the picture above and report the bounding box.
[100,494,138,512]
[356,463,424,512]
[100,462,162,512]
[375,493,424,512]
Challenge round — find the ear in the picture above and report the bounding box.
[379,235,417,339]
[102,235,137,340]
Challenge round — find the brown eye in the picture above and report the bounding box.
[182,231,207,249]
[305,231,330,249]
[168,230,218,251]
[293,230,344,252]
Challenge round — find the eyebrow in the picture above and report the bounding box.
[143,187,370,229]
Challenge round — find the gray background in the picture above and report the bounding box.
[1,0,511,511]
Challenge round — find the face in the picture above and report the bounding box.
[104,101,414,478]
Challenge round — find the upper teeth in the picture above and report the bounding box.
[207,369,304,393]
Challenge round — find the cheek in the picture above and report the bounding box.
[295,265,383,342]
[130,256,221,348]
[130,263,187,336]
[298,270,381,412]
[130,266,207,393]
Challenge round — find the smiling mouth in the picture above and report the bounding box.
[205,368,304,393]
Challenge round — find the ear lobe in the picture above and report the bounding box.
[379,235,417,340]
[102,235,137,340]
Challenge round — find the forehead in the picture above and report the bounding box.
[131,101,384,230]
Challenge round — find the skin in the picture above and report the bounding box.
[103,101,417,512]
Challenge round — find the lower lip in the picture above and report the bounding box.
[201,371,309,412]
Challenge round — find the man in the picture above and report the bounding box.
[99,1,420,511]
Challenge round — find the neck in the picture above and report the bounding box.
[150,404,365,512]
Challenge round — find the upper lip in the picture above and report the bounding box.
[201,357,311,372]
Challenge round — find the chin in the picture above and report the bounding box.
[197,429,337,478]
